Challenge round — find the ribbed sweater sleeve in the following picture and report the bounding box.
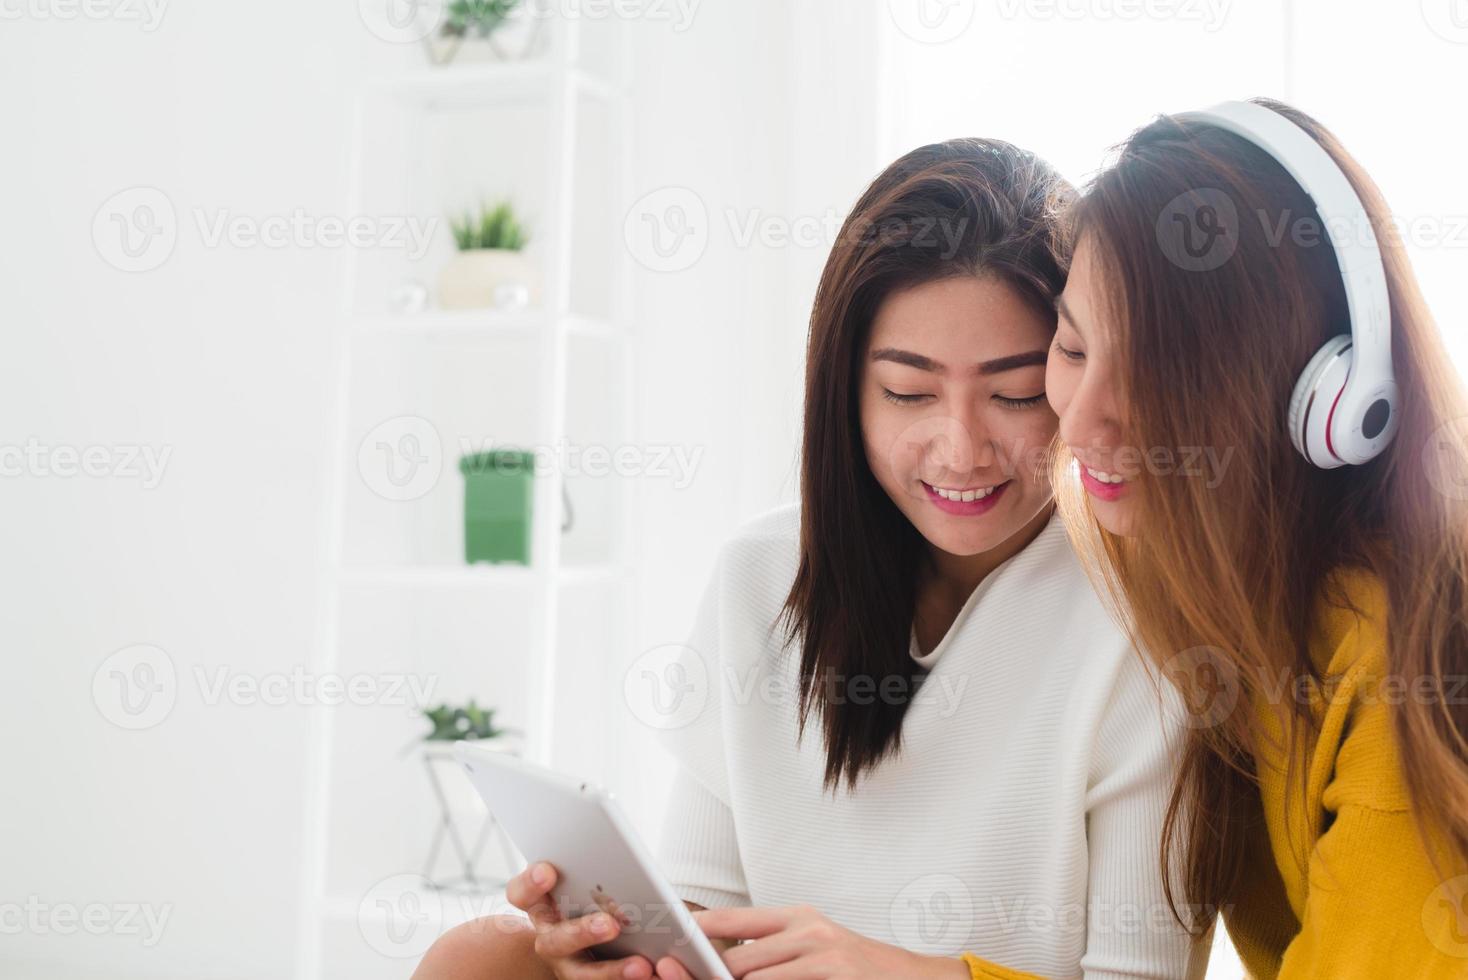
[657,763,752,911]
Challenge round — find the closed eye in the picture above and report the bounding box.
[881,389,931,405]
[1052,340,1084,362]
[994,393,1047,410]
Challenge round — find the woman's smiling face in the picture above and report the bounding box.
[1045,236,1139,536]
[860,273,1059,557]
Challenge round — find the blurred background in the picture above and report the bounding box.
[2,1,1464,977]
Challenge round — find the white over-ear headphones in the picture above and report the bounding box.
[1175,101,1399,469]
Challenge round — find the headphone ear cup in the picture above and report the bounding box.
[1287,335,1355,468]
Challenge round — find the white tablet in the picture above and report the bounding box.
[454,742,735,980]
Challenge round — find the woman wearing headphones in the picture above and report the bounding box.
[1046,98,1468,976]
[413,140,1200,979]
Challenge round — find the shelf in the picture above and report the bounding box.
[339,563,629,589]
[305,19,636,978]
[562,314,629,342]
[353,309,546,337]
[367,61,626,109]
[352,310,629,342]
[558,562,631,586]
[341,565,532,589]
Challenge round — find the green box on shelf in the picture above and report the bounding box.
[459,450,534,565]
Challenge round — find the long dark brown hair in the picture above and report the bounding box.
[779,138,1075,792]
[1059,98,1468,927]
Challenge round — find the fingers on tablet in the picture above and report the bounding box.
[508,862,560,919]
[535,913,614,959]
[567,956,653,980]
[653,955,695,980]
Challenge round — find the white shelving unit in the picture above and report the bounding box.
[297,17,633,980]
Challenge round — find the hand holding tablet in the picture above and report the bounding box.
[455,743,735,980]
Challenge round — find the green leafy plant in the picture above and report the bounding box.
[421,700,519,742]
[441,0,524,39]
[451,200,530,252]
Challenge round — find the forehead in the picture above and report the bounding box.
[1057,237,1104,329]
[868,274,1053,358]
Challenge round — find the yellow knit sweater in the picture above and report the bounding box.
[1223,570,1466,978]
[961,571,1468,978]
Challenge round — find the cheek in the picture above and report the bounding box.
[859,395,905,480]
[986,399,1056,445]
[878,411,949,484]
[990,407,1057,468]
[1044,357,1076,418]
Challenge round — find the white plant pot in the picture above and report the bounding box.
[490,4,549,60]
[425,36,499,65]
[424,4,549,65]
[437,249,537,311]
[420,737,521,829]
[421,741,489,821]
[418,738,524,887]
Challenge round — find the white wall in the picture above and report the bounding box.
[1289,0,1468,371]
[0,6,382,978]
[880,1,1288,184]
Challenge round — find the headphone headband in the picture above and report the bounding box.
[1173,100,1398,466]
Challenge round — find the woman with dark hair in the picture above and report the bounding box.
[412,140,1200,979]
[1046,98,1468,976]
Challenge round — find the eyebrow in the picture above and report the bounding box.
[869,347,1049,375]
[1055,296,1083,334]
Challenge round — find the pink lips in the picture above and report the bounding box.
[1078,466,1128,502]
[922,480,1009,516]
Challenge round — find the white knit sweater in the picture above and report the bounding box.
[653,503,1197,979]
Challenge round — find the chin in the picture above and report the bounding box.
[1089,498,1139,538]
[924,521,1014,557]
[916,490,1047,556]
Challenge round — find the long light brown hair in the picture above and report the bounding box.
[1060,98,1468,926]
[781,138,1075,791]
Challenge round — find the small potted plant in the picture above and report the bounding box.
[421,700,518,744]
[438,200,537,311]
[416,701,522,890]
[425,0,548,65]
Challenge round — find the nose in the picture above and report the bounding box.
[968,414,999,469]
[926,397,998,476]
[1059,364,1124,456]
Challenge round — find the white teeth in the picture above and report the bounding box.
[1085,466,1126,485]
[930,483,997,501]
